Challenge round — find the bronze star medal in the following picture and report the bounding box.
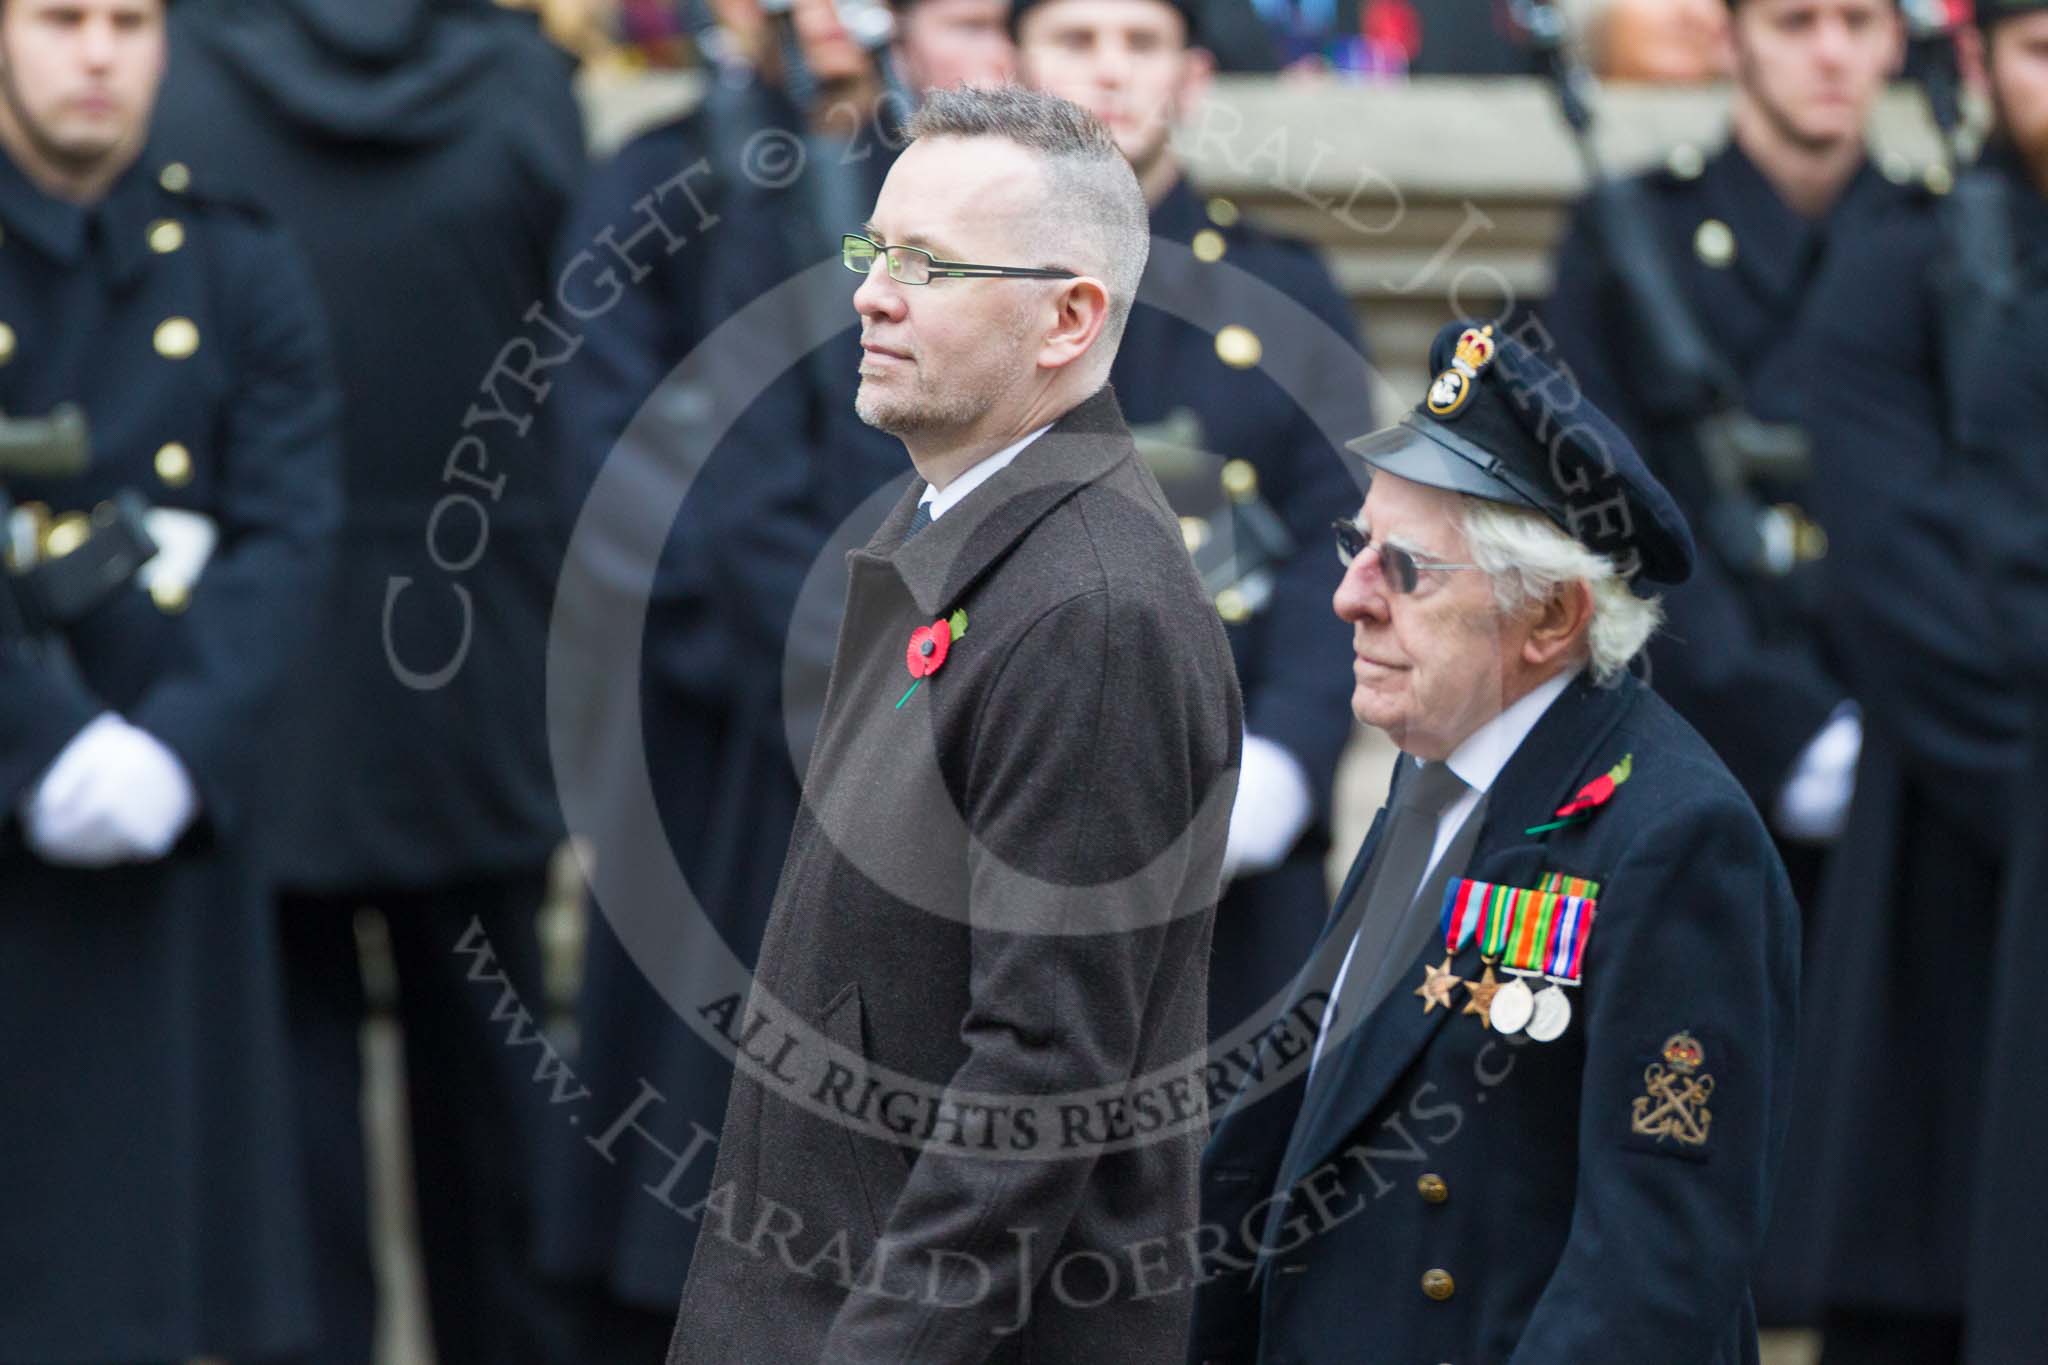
[1462,964,1504,1028]
[1414,956,1463,1014]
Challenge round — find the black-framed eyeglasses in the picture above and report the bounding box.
[1332,516,1483,593]
[842,233,1079,286]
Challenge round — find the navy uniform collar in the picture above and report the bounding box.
[1148,175,1206,244]
[0,147,159,283]
[858,385,1136,619]
[1702,139,1887,307]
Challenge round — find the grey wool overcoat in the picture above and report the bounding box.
[667,385,1244,1364]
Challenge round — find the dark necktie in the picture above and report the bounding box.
[1315,759,1469,1069]
[901,500,933,544]
[1261,759,1474,1259]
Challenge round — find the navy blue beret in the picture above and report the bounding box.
[1344,319,1696,588]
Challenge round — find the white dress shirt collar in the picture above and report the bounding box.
[918,424,1052,523]
[1439,666,1581,800]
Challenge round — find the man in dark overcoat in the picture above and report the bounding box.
[538,3,1015,1356]
[0,0,338,1358]
[665,85,1241,1364]
[1016,0,1372,1045]
[1191,321,1799,1365]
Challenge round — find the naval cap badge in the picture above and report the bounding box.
[1425,325,1495,418]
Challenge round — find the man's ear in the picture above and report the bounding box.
[1522,578,1595,671]
[1036,275,1113,372]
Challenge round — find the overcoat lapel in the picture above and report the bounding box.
[1276,674,1643,1189]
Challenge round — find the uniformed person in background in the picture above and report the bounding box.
[1965,13,2048,1360]
[1192,321,1797,1365]
[1784,4,2041,1358]
[1545,0,1920,902]
[0,0,339,1359]
[1014,0,1372,1047]
[538,2,1011,1357]
[1540,0,1923,1325]
[148,3,587,1362]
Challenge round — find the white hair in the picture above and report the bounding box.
[1457,497,1663,686]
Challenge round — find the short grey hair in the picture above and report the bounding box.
[905,86,1149,361]
[1457,497,1663,685]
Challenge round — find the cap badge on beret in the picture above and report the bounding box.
[1425,325,1495,419]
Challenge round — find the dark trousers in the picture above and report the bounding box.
[276,869,566,1365]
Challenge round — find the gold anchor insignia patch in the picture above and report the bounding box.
[1630,1031,1715,1148]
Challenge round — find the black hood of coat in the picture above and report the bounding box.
[175,0,543,145]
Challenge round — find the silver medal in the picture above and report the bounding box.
[1490,975,1535,1034]
[1526,983,1573,1042]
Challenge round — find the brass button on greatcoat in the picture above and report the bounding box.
[1666,143,1705,181]
[1221,459,1258,503]
[1417,1173,1449,1204]
[159,161,191,193]
[43,511,91,559]
[147,218,185,254]
[155,317,200,359]
[1421,1268,1456,1301]
[155,442,193,487]
[1214,324,1261,370]
[1192,228,1226,263]
[1693,219,1736,269]
[0,321,15,365]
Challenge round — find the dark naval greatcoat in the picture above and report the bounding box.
[1543,140,1928,865]
[668,387,1242,1365]
[1112,177,1370,1043]
[1793,141,2041,1358]
[1968,148,2048,1365]
[1789,152,2029,1341]
[1193,671,1799,1365]
[0,149,339,1358]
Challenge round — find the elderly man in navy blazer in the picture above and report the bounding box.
[1191,320,1799,1365]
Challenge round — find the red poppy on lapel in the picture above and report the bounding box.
[1556,753,1633,817]
[906,619,952,679]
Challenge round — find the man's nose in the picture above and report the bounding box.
[853,258,906,321]
[1811,15,1853,67]
[1095,39,1135,85]
[80,17,120,68]
[1333,555,1390,624]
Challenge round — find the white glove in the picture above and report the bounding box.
[1773,703,1862,843]
[1222,733,1315,883]
[20,713,200,867]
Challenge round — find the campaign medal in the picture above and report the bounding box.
[1438,880,1494,1024]
[1477,883,1536,1035]
[1526,875,1598,1043]
[1443,878,1599,1036]
[1491,974,1537,1035]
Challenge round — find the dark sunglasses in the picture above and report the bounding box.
[1332,517,1483,593]
[842,233,1079,286]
